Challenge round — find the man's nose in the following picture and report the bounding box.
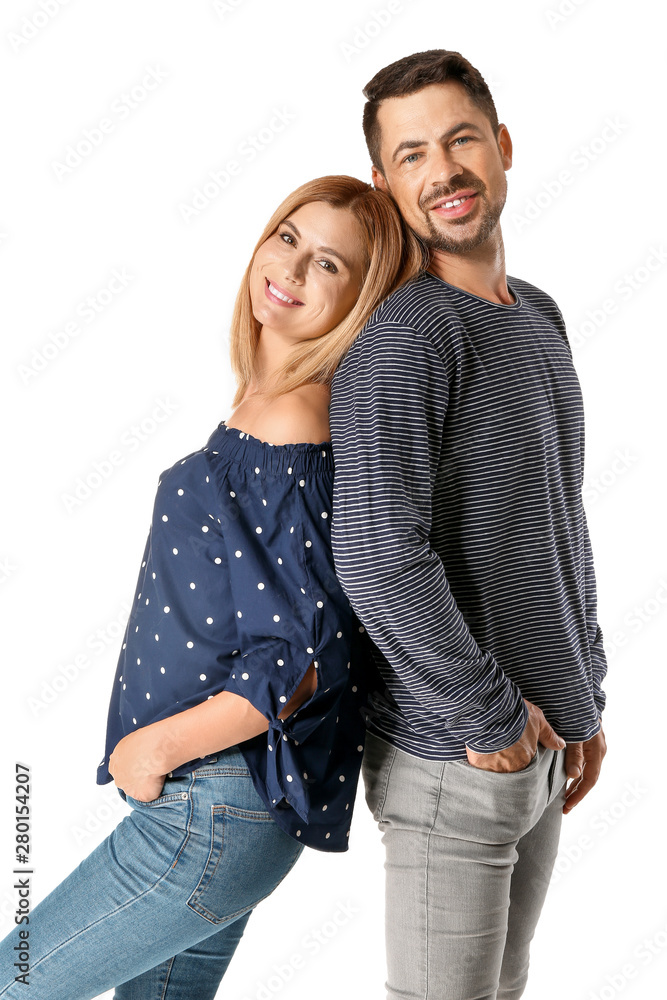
[429,145,465,186]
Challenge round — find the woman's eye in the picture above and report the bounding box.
[279,231,295,244]
[318,259,337,273]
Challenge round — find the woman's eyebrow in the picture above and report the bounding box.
[282,219,351,269]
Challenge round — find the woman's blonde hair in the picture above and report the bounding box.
[229,174,426,406]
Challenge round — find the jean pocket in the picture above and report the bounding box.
[463,743,547,781]
[446,745,549,843]
[505,746,540,775]
[458,745,542,776]
[547,747,567,803]
[186,805,303,925]
[125,775,192,807]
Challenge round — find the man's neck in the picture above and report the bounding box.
[426,238,514,305]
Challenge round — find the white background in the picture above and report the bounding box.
[1,1,665,998]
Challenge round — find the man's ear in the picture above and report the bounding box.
[371,164,388,192]
[496,124,512,171]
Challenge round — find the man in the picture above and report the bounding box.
[329,50,608,1000]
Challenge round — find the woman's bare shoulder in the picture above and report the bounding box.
[241,384,331,446]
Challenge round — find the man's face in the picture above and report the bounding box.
[371,81,512,255]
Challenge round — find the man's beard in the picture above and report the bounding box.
[417,181,506,255]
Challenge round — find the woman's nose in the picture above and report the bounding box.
[283,256,307,284]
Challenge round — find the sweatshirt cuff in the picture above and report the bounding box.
[453,681,529,754]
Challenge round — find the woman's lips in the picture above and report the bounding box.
[264,277,304,307]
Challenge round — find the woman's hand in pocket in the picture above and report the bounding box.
[108,728,169,802]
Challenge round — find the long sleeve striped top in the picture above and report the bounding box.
[329,269,607,760]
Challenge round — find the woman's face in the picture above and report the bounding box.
[249,201,367,342]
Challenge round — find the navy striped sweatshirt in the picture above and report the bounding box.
[329,269,607,760]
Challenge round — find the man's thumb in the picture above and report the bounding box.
[540,718,566,750]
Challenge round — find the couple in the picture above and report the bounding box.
[0,49,607,1000]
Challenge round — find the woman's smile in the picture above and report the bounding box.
[264,277,304,307]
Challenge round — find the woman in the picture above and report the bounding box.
[0,175,424,999]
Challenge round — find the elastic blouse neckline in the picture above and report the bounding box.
[206,420,334,476]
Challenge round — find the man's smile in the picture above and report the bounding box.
[429,190,479,219]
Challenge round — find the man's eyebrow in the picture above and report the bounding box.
[281,219,351,269]
[390,121,485,164]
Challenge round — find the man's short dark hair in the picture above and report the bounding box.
[362,49,500,174]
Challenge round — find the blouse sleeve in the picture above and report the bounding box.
[118,454,237,721]
[218,462,361,822]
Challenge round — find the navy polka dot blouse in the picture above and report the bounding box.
[96,420,371,851]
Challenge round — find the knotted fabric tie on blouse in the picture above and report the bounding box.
[266,716,311,823]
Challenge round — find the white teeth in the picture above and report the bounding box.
[268,281,299,304]
[442,195,469,209]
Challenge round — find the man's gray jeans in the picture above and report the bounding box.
[362,730,568,1000]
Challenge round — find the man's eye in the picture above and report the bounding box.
[453,136,472,146]
[403,153,420,164]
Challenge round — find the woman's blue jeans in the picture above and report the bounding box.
[0,746,304,999]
